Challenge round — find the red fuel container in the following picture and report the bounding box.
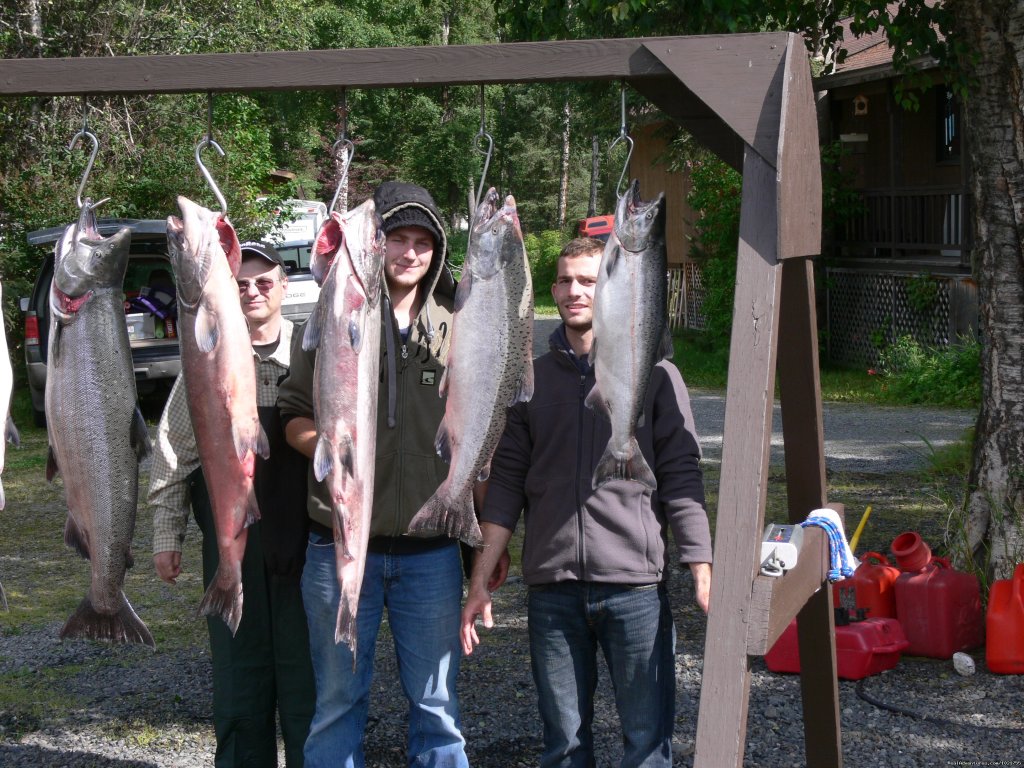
[894,556,984,659]
[764,617,909,680]
[832,552,900,619]
[987,563,1024,674]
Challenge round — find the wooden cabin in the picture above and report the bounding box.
[814,16,978,365]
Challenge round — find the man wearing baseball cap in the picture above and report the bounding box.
[151,242,315,766]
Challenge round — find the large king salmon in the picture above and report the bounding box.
[166,196,268,635]
[587,179,670,490]
[408,188,534,546]
[303,199,384,651]
[45,204,154,645]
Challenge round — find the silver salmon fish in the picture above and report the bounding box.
[587,180,670,490]
[303,199,384,652]
[45,203,154,645]
[408,188,534,546]
[166,196,268,635]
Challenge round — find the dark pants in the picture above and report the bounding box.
[191,471,316,767]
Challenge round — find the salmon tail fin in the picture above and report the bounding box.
[0,579,8,611]
[592,438,657,491]
[334,592,358,663]
[408,488,483,547]
[63,514,91,559]
[198,563,244,636]
[60,592,155,647]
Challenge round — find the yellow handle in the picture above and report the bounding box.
[848,505,872,554]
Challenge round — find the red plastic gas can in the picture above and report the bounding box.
[986,563,1024,674]
[894,556,984,659]
[764,616,909,680]
[832,552,900,619]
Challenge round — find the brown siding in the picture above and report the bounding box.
[630,123,694,266]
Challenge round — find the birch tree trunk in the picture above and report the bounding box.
[949,0,1024,578]
[557,98,570,229]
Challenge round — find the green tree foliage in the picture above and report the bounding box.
[685,156,741,344]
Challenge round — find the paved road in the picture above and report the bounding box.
[532,317,975,474]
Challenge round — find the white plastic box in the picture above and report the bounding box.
[125,312,155,340]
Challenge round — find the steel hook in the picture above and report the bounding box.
[194,137,228,216]
[67,129,108,210]
[609,84,634,199]
[328,137,355,215]
[474,85,494,209]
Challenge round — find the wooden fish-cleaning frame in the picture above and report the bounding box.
[0,34,840,767]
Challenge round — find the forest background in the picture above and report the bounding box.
[2,1,1021,579]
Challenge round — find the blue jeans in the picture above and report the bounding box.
[301,532,468,768]
[527,581,676,768]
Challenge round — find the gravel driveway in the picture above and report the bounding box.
[0,321,1010,768]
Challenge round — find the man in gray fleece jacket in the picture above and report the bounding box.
[461,237,712,768]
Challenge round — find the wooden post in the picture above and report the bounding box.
[694,148,783,767]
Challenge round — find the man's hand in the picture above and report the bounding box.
[461,522,514,655]
[460,584,494,656]
[154,551,182,585]
[690,562,711,613]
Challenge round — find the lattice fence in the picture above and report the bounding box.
[825,268,975,365]
[668,262,706,331]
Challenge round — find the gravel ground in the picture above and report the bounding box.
[1,569,1021,768]
[0,323,1011,767]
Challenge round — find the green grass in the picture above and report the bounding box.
[672,330,979,407]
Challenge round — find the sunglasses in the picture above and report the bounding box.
[237,277,279,294]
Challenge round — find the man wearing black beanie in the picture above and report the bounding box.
[280,181,502,767]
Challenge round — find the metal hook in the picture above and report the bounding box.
[474,85,494,208]
[195,137,227,216]
[609,84,634,199]
[195,94,227,216]
[67,129,109,210]
[328,137,355,215]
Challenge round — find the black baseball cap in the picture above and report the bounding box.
[239,241,284,268]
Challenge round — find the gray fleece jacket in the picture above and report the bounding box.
[481,325,713,586]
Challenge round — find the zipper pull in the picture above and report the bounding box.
[401,344,409,360]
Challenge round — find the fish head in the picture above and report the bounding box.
[614,180,665,254]
[311,211,344,285]
[467,188,521,280]
[342,199,385,307]
[168,196,241,308]
[50,204,131,319]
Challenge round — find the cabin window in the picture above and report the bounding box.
[936,89,960,163]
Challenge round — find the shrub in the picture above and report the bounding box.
[523,229,563,298]
[874,335,981,407]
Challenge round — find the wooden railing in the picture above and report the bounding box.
[837,186,972,267]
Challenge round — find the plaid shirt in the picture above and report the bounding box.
[149,319,294,554]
